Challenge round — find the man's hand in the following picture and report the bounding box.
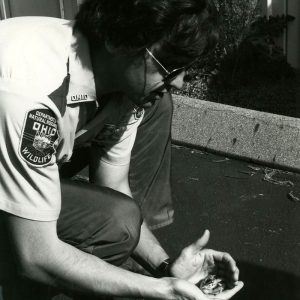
[164,277,242,300]
[169,230,243,298]
[165,278,210,300]
[208,283,244,300]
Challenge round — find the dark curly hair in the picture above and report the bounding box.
[75,0,219,69]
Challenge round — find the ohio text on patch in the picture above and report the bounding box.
[19,109,59,167]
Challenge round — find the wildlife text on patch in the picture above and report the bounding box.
[19,109,59,167]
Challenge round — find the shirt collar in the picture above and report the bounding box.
[67,30,97,104]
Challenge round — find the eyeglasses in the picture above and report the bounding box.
[146,48,187,84]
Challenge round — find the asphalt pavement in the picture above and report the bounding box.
[155,144,300,300]
[1,143,299,300]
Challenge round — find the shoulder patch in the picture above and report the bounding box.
[19,109,59,167]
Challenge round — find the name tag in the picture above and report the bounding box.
[70,94,88,101]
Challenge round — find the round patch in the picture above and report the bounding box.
[19,109,59,167]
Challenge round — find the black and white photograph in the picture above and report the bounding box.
[0,0,299,299]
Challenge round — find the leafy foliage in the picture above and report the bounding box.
[213,14,295,86]
[177,0,261,97]
[176,1,297,117]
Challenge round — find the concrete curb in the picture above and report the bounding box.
[172,94,300,172]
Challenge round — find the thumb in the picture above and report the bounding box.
[194,229,210,250]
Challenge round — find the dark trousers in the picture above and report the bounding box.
[58,179,143,267]
[0,92,173,299]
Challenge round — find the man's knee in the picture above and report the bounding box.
[141,92,172,125]
[59,181,142,265]
[89,190,142,265]
[153,92,173,124]
[110,193,142,246]
[159,92,173,115]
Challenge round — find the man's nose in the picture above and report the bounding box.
[168,71,186,89]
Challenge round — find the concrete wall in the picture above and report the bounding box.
[172,95,300,172]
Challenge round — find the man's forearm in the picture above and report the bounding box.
[133,221,170,273]
[6,215,173,299]
[34,239,172,298]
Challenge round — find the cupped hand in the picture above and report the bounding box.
[166,278,209,300]
[209,281,244,300]
[169,230,240,288]
[165,277,243,300]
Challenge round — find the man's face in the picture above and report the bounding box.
[116,49,186,108]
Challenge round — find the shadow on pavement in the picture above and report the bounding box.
[234,261,300,300]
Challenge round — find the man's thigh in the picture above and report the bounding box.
[57,179,142,266]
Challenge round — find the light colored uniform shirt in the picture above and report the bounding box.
[0,17,144,221]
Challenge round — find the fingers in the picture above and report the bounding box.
[210,281,244,300]
[204,250,239,285]
[193,229,210,250]
[206,250,236,270]
[217,266,239,288]
[172,278,211,300]
[219,252,239,284]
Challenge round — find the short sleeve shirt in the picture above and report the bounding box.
[0,17,144,221]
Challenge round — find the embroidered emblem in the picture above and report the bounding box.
[19,109,59,167]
